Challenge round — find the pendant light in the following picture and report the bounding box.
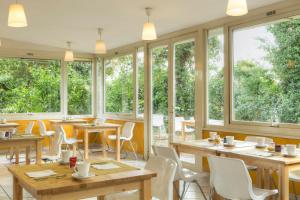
[95,28,107,54]
[226,0,248,16]
[142,7,157,41]
[8,0,28,27]
[64,41,74,62]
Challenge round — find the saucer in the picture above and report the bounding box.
[283,153,298,158]
[223,143,235,147]
[72,172,95,180]
[58,160,69,165]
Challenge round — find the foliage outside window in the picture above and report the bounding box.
[105,54,133,114]
[0,58,61,113]
[207,28,225,125]
[232,16,300,125]
[67,60,92,115]
[137,48,145,117]
[175,40,195,119]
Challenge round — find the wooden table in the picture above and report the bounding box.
[49,119,87,132]
[0,122,19,131]
[172,139,300,200]
[0,135,43,164]
[8,160,156,200]
[73,123,122,161]
[181,120,195,140]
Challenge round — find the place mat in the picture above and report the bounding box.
[14,160,139,183]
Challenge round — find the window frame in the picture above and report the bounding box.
[0,56,95,120]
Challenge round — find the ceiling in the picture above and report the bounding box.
[0,0,284,53]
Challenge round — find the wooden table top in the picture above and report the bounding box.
[172,139,300,165]
[73,123,121,129]
[8,160,156,196]
[49,119,88,124]
[0,122,19,127]
[0,135,43,142]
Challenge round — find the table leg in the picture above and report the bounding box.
[25,146,31,165]
[15,148,19,164]
[84,129,89,159]
[116,127,121,161]
[102,131,107,158]
[173,180,180,200]
[36,140,42,164]
[140,179,151,200]
[13,177,23,200]
[279,165,289,200]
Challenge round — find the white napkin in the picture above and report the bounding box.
[92,163,120,170]
[26,170,57,178]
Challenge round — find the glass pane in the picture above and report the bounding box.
[151,46,168,146]
[137,48,145,117]
[0,58,61,113]
[105,54,133,113]
[174,40,196,141]
[67,60,92,115]
[207,28,224,125]
[233,16,300,124]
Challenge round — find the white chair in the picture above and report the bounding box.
[38,120,55,151]
[105,156,177,200]
[175,117,194,133]
[42,131,64,162]
[208,155,278,200]
[152,114,167,139]
[24,121,35,135]
[59,126,83,157]
[107,122,137,160]
[153,145,208,200]
[289,170,300,200]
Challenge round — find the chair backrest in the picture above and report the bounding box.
[208,155,253,200]
[58,126,69,144]
[245,136,273,144]
[152,114,165,127]
[53,131,64,156]
[175,117,185,132]
[24,121,35,135]
[121,122,135,139]
[37,120,47,136]
[145,156,177,200]
[152,145,183,180]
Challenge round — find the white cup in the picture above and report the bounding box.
[209,132,217,140]
[76,161,90,177]
[226,136,234,145]
[0,131,6,139]
[61,150,72,163]
[286,144,297,156]
[257,137,266,146]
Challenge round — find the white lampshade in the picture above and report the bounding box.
[226,0,248,16]
[95,39,106,54]
[8,3,28,27]
[64,50,74,62]
[142,22,157,41]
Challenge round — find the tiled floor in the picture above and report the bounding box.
[0,149,209,200]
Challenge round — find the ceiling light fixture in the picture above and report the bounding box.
[226,0,248,16]
[95,28,107,54]
[8,0,28,27]
[64,41,74,62]
[142,7,157,41]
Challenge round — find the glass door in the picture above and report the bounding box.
[150,45,169,147]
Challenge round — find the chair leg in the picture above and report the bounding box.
[194,180,208,200]
[173,182,181,199]
[128,140,138,160]
[181,182,191,200]
[180,181,186,200]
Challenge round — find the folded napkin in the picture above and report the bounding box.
[26,170,57,178]
[92,163,120,170]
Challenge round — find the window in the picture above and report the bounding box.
[232,16,300,125]
[0,58,61,113]
[67,60,92,115]
[104,54,133,114]
[137,48,145,117]
[207,28,225,125]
